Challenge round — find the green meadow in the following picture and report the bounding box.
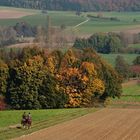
[123,84,140,96]
[0,7,85,27]
[129,43,140,48]
[74,12,140,34]
[0,6,140,34]
[100,53,139,66]
[113,82,140,103]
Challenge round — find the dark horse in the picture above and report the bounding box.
[21,116,32,129]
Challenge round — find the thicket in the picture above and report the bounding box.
[73,33,123,54]
[115,55,130,80]
[73,33,140,54]
[133,56,140,65]
[0,47,122,109]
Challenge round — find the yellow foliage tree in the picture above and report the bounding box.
[58,61,105,107]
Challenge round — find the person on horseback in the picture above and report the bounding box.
[27,112,32,129]
[21,112,27,128]
[22,112,26,119]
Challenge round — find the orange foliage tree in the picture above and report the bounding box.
[56,49,105,107]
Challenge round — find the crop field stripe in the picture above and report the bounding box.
[0,7,140,34]
[14,109,140,140]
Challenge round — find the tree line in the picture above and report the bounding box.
[0,47,122,110]
[0,0,140,12]
[73,32,140,54]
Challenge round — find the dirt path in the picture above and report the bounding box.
[122,79,138,87]
[73,17,89,29]
[14,108,140,140]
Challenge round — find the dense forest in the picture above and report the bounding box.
[0,0,140,11]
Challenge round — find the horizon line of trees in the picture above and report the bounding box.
[0,0,140,12]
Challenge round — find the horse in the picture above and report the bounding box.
[21,117,32,129]
[26,117,32,129]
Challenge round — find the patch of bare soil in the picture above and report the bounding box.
[0,10,33,19]
[122,80,138,87]
[7,43,37,48]
[14,108,140,140]
[124,27,140,34]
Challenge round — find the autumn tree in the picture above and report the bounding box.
[0,59,8,110]
[57,49,105,107]
[0,59,9,95]
[81,49,122,100]
[115,55,130,80]
[7,55,46,109]
[133,56,140,65]
[0,95,6,110]
[38,74,68,109]
[19,46,44,62]
[46,50,63,74]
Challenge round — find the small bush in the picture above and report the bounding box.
[104,97,112,107]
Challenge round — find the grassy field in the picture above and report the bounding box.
[129,43,140,48]
[77,12,140,34]
[0,6,140,34]
[0,7,85,27]
[123,84,140,95]
[113,81,140,103]
[0,108,97,140]
[100,53,139,66]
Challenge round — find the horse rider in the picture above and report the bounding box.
[21,112,27,127]
[27,112,32,129]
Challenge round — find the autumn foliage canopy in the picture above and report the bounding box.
[0,47,122,109]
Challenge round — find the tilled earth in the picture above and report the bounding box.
[0,10,33,19]
[15,108,140,140]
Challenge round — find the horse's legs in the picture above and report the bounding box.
[28,124,31,129]
[26,123,28,129]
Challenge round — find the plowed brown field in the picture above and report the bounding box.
[15,108,140,140]
[0,10,33,19]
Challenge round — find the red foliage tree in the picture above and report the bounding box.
[0,96,6,110]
